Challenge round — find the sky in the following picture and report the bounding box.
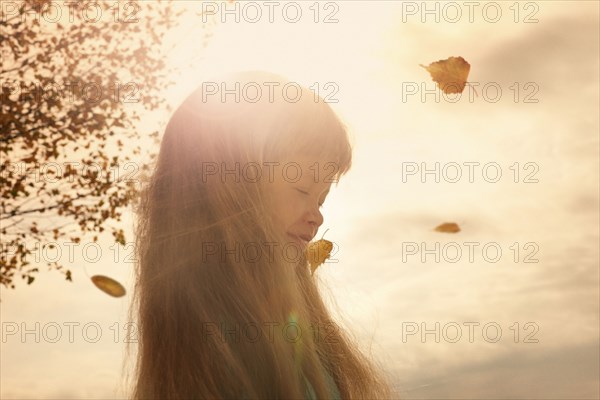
[1,1,599,399]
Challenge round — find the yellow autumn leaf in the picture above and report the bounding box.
[434,222,461,233]
[420,56,471,94]
[91,275,126,297]
[305,229,333,276]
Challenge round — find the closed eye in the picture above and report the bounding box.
[296,188,325,208]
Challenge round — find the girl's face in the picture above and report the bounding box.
[268,153,333,248]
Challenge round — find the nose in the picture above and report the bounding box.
[305,205,324,233]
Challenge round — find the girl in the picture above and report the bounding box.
[125,71,394,399]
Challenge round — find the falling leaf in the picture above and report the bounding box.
[305,229,333,275]
[91,275,126,297]
[434,222,461,233]
[420,56,471,94]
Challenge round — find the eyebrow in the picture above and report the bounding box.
[297,173,332,193]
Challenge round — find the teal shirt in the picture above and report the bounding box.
[303,367,341,400]
[239,368,341,399]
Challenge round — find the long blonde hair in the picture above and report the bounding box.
[124,71,394,399]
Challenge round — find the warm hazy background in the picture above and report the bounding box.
[1,1,599,399]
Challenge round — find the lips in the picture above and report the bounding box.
[298,234,312,242]
[287,233,312,245]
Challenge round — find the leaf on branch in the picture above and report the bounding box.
[113,229,126,245]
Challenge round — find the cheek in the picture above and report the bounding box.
[271,192,301,229]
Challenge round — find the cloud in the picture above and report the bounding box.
[477,15,599,90]
[396,341,600,399]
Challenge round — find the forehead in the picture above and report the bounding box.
[280,153,337,187]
